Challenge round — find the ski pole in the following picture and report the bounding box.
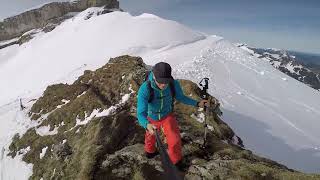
[199,78,209,148]
[155,130,182,180]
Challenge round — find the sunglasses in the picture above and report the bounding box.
[154,78,168,85]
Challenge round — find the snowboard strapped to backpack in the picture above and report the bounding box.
[145,71,176,108]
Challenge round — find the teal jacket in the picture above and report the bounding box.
[137,72,198,129]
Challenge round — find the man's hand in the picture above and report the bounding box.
[198,100,209,108]
[147,123,157,135]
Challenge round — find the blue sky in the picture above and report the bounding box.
[0,0,319,54]
[119,0,320,54]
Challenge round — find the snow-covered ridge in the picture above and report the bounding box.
[0,8,205,106]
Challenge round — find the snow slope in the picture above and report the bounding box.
[0,7,320,179]
[171,41,320,173]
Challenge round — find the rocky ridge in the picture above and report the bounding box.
[8,55,320,179]
[0,0,120,44]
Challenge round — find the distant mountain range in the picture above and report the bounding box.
[287,51,320,74]
[236,44,320,91]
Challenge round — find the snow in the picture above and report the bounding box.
[172,39,320,173]
[207,125,214,131]
[0,8,320,177]
[62,99,70,103]
[75,128,81,133]
[267,48,281,51]
[121,94,131,104]
[19,146,31,155]
[0,45,19,66]
[74,110,102,127]
[77,91,87,98]
[271,53,280,59]
[56,99,70,108]
[39,146,48,159]
[0,96,39,179]
[191,112,215,132]
[238,45,255,54]
[36,125,59,136]
[136,13,161,19]
[21,29,42,37]
[231,135,240,145]
[51,168,56,179]
[272,61,281,68]
[0,9,205,105]
[72,85,134,129]
[0,38,19,46]
[0,136,33,179]
[264,52,280,59]
[191,112,205,123]
[285,62,296,74]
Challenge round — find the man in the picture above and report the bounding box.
[137,62,208,168]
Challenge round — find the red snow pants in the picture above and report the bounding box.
[144,113,182,164]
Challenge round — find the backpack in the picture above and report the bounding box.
[145,71,176,108]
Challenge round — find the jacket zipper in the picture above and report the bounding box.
[159,91,163,119]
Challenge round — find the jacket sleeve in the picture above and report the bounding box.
[137,82,149,129]
[174,80,198,107]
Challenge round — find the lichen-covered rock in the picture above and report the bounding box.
[52,142,72,160]
[8,55,320,179]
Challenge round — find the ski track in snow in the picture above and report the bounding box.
[289,98,320,116]
[220,61,308,137]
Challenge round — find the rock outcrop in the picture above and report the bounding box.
[0,0,119,41]
[8,56,320,179]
